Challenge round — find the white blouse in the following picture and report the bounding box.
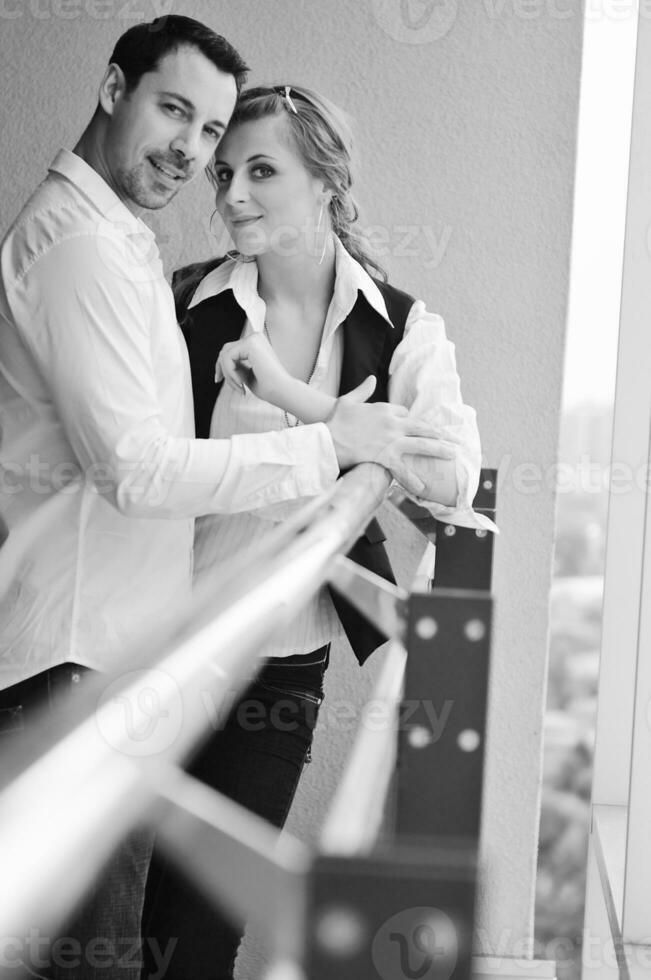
[191,238,494,659]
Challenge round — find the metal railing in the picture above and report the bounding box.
[0,463,496,980]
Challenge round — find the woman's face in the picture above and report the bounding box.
[213,114,327,258]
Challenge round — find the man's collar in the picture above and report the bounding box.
[49,149,155,239]
[186,238,393,328]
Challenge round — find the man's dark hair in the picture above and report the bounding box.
[109,15,248,94]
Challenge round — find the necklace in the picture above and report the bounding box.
[263,320,321,428]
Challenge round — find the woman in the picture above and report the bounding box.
[143,84,494,980]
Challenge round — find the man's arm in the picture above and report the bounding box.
[6,235,339,519]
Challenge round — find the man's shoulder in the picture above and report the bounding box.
[2,172,108,285]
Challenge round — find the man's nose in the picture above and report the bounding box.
[170,124,202,163]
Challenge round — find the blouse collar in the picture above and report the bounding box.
[186,237,393,329]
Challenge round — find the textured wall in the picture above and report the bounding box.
[0,1,584,976]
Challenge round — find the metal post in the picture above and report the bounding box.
[304,845,477,980]
[431,469,497,591]
[396,590,492,840]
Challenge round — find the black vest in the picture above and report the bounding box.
[174,259,415,666]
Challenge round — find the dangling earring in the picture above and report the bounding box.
[315,200,328,265]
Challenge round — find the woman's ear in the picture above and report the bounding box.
[311,176,333,208]
[98,63,127,117]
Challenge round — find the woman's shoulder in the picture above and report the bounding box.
[171,254,231,295]
[370,275,417,329]
[172,255,234,318]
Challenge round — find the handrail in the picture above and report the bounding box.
[0,463,497,980]
[0,463,391,947]
[320,640,407,855]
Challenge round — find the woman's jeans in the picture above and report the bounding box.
[142,646,329,980]
[0,664,153,980]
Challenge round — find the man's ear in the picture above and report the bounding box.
[98,63,128,117]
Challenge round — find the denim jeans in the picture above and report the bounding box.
[0,665,153,980]
[141,646,329,980]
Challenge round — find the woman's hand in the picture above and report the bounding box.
[217,333,291,406]
[218,333,338,422]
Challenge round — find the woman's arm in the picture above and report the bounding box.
[388,300,496,530]
[218,333,337,422]
[217,332,459,497]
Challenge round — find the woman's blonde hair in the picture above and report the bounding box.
[206,84,387,281]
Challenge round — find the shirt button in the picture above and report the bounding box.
[71,671,81,684]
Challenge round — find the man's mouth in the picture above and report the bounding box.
[148,158,186,183]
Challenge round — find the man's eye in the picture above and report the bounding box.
[163,103,184,116]
[205,128,221,141]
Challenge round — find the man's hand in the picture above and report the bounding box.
[326,377,457,496]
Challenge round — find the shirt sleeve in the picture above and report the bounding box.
[388,300,497,532]
[5,235,339,519]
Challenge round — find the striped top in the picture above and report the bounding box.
[191,237,491,658]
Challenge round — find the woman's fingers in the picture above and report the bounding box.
[394,435,458,460]
[218,341,254,392]
[377,436,457,466]
[390,464,426,496]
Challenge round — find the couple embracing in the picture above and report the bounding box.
[0,13,493,980]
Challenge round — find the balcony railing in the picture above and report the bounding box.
[0,463,496,980]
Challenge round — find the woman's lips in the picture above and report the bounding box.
[231,216,262,226]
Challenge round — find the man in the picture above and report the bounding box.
[0,14,449,979]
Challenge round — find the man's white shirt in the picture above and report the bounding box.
[0,149,338,688]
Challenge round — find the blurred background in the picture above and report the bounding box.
[535,10,638,979]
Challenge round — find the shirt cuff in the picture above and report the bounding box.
[410,451,499,533]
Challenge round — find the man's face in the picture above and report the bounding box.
[102,44,238,212]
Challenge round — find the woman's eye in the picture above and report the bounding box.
[215,170,232,184]
[252,165,273,179]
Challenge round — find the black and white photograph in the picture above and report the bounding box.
[0,3,645,980]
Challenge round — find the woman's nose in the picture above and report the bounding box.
[224,171,250,204]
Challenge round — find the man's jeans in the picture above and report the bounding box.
[142,646,329,980]
[0,665,153,980]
